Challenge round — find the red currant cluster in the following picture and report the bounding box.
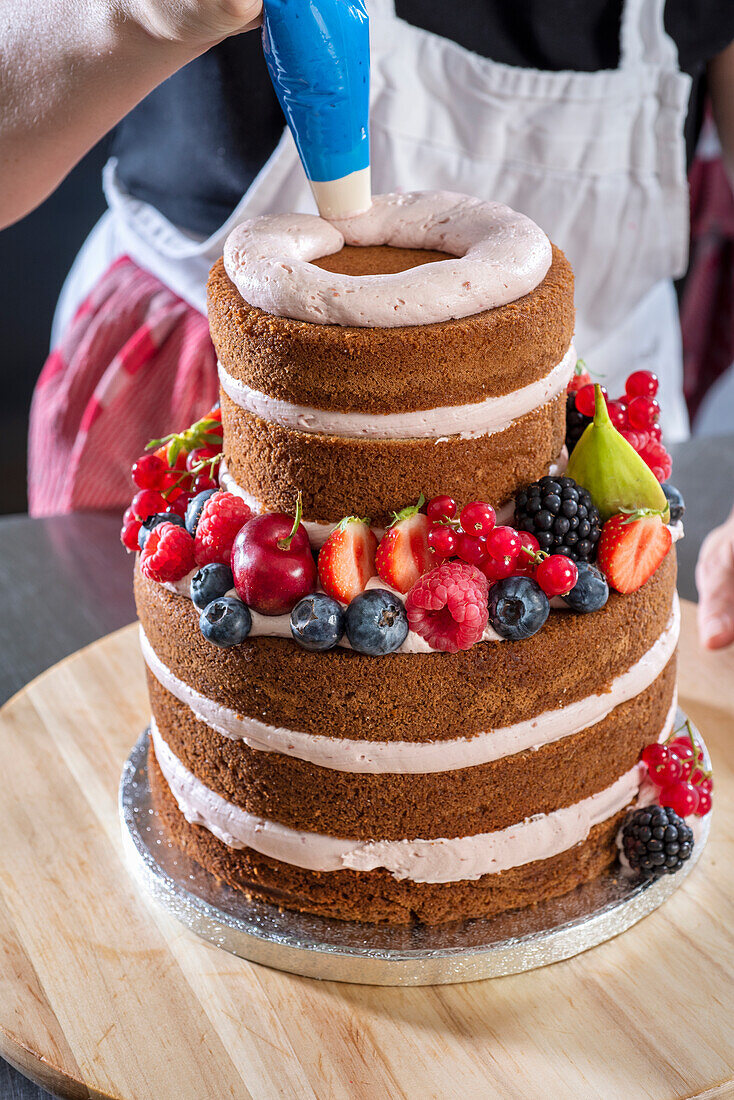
[120,406,223,551]
[424,496,579,598]
[640,722,713,817]
[569,367,672,481]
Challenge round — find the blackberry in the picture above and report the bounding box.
[514,476,602,562]
[621,805,694,880]
[566,393,591,454]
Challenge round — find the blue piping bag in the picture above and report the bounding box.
[261,0,371,219]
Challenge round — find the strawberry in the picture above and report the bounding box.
[375,497,432,594]
[567,358,592,394]
[597,510,672,594]
[317,517,378,603]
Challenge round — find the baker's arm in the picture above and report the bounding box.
[0,0,262,230]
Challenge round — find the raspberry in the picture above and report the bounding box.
[405,561,489,653]
[140,522,195,583]
[194,491,252,566]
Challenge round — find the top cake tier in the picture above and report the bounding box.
[207,192,575,530]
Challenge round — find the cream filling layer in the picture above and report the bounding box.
[151,717,654,884]
[140,596,679,775]
[217,344,575,441]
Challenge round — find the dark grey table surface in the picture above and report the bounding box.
[0,433,732,1100]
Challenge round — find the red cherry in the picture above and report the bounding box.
[459,501,496,538]
[231,509,317,615]
[627,395,661,430]
[625,370,659,399]
[456,533,488,566]
[696,788,712,815]
[575,383,607,418]
[428,525,458,559]
[485,525,522,560]
[607,400,628,430]
[132,453,166,490]
[131,489,168,521]
[426,495,457,522]
[641,743,683,786]
[120,519,142,552]
[480,555,517,582]
[535,554,579,598]
[660,780,700,817]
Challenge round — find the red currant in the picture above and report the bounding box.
[191,473,218,494]
[574,383,601,418]
[607,400,628,430]
[167,492,193,519]
[426,495,458,522]
[456,533,488,566]
[428,524,458,559]
[120,519,142,552]
[460,500,496,537]
[689,765,709,788]
[535,554,579,597]
[696,788,712,815]
[186,445,220,472]
[515,531,540,575]
[641,743,683,786]
[480,555,517,582]
[131,489,168,521]
[627,395,661,430]
[668,737,699,779]
[660,780,700,817]
[485,525,522,560]
[699,776,713,795]
[648,423,662,442]
[131,453,166,490]
[625,370,659,399]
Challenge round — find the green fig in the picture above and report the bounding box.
[566,385,670,522]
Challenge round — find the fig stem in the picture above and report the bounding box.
[278,491,303,551]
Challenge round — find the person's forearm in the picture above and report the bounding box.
[709,39,734,188]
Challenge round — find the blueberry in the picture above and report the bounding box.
[290,593,345,651]
[199,596,252,648]
[190,563,234,610]
[487,577,549,640]
[345,589,409,655]
[185,489,217,536]
[662,482,685,524]
[138,512,185,550]
[562,562,609,613]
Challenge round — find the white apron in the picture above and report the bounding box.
[54,0,692,439]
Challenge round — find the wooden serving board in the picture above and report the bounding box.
[0,601,732,1100]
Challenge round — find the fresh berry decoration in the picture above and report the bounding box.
[640,743,684,787]
[566,358,592,395]
[317,517,378,604]
[625,370,659,399]
[290,593,346,652]
[484,525,521,560]
[231,493,317,615]
[140,522,196,583]
[426,495,457,522]
[662,483,685,524]
[659,780,700,817]
[185,489,217,536]
[480,554,518,582]
[131,453,166,490]
[138,511,185,551]
[427,524,459,560]
[131,489,169,522]
[638,720,712,817]
[120,514,142,552]
[565,393,591,455]
[514,476,601,562]
[194,491,252,567]
[535,554,579,598]
[574,383,605,418]
[456,532,489,567]
[199,596,252,648]
[627,395,660,430]
[596,509,672,594]
[375,496,432,594]
[190,563,235,610]
[487,576,550,640]
[514,531,541,576]
[620,805,693,880]
[345,589,409,655]
[606,400,628,430]
[562,562,609,612]
[405,561,489,653]
[459,501,496,538]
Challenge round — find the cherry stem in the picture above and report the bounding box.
[278,491,303,551]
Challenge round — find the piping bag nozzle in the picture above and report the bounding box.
[262,0,371,220]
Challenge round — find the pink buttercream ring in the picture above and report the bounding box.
[223,190,552,328]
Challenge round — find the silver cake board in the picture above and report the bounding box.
[119,714,711,986]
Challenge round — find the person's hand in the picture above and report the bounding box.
[696,510,734,649]
[125,0,263,50]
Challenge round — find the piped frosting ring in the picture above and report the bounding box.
[223,190,553,328]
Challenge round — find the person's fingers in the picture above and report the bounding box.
[698,601,734,649]
[695,519,734,649]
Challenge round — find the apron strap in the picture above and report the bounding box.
[619,0,680,71]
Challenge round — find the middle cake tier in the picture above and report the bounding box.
[208,243,575,528]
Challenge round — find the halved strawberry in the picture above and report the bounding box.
[318,517,378,603]
[597,510,672,594]
[567,358,592,394]
[375,497,432,594]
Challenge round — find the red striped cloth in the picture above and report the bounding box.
[28,256,218,516]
